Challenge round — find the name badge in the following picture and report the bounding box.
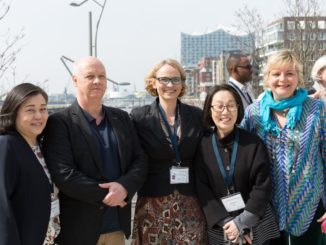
[220,192,245,212]
[50,199,60,218]
[170,166,189,184]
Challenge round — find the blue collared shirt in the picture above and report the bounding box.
[82,108,121,234]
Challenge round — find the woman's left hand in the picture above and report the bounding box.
[223,220,239,241]
[317,212,326,233]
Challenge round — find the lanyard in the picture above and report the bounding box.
[211,128,239,189]
[158,103,181,164]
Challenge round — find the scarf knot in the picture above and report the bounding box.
[260,88,307,136]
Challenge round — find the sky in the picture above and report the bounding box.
[1,0,289,95]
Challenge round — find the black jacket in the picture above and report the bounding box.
[43,101,147,244]
[195,127,272,229]
[0,132,51,245]
[131,99,203,197]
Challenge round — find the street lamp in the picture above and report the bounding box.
[70,0,107,57]
[60,56,130,86]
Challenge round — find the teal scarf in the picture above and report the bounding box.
[260,88,308,136]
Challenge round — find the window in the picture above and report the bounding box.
[319,32,326,40]
[318,20,326,29]
[287,21,295,30]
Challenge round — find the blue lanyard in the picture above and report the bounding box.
[158,103,181,164]
[211,128,239,189]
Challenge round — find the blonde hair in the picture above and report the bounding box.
[263,50,304,88]
[145,59,187,97]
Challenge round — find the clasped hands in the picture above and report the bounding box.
[99,182,128,208]
[223,220,252,244]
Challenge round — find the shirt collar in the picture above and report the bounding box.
[229,77,246,90]
[81,106,106,124]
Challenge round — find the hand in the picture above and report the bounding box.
[243,234,252,244]
[99,182,128,207]
[317,212,326,233]
[223,220,239,242]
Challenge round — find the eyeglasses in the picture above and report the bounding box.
[211,103,238,112]
[156,77,182,85]
[237,64,253,70]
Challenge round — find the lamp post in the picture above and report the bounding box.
[61,0,129,91]
[70,0,107,57]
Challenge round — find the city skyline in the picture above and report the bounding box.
[1,0,322,95]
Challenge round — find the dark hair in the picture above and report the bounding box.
[0,83,48,133]
[202,84,244,129]
[226,53,248,74]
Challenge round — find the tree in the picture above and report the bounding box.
[233,0,326,93]
[233,4,265,96]
[281,0,326,85]
[0,0,25,96]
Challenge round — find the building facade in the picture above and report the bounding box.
[181,28,253,67]
[261,16,326,84]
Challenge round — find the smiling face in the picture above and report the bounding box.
[267,64,299,101]
[15,93,48,145]
[73,57,107,104]
[211,90,238,138]
[153,64,183,103]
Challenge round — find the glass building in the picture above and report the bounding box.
[181,28,253,66]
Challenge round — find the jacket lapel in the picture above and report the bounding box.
[147,100,170,143]
[70,102,104,174]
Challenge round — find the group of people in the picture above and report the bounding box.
[0,50,325,245]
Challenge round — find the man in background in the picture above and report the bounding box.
[227,53,255,109]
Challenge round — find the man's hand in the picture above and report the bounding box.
[99,182,128,207]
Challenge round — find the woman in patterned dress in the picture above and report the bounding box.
[241,50,326,245]
[130,59,207,244]
[0,83,60,245]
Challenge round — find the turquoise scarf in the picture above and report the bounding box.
[260,88,308,136]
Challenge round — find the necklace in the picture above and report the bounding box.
[275,109,289,117]
[282,109,289,117]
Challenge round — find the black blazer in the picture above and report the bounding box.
[43,101,147,245]
[195,128,272,229]
[0,132,51,245]
[130,99,203,197]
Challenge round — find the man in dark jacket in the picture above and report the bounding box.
[43,56,147,245]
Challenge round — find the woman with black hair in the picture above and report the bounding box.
[0,83,60,245]
[195,84,279,245]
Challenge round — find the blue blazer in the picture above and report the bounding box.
[0,131,52,245]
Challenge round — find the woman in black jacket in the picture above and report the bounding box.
[0,83,60,245]
[196,84,279,245]
[131,59,207,244]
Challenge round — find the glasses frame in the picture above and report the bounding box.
[237,64,253,70]
[211,103,239,112]
[156,77,182,85]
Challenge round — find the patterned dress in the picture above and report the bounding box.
[131,108,207,245]
[31,145,60,244]
[241,97,326,236]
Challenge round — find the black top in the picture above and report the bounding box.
[195,127,272,228]
[131,99,203,197]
